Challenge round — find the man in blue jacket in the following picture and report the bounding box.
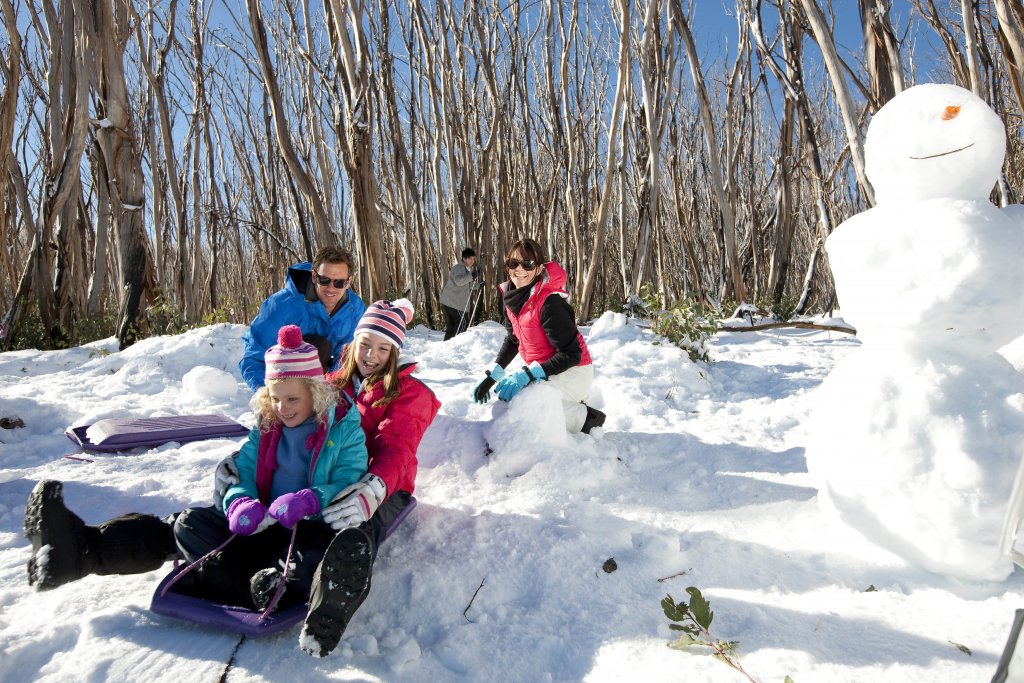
[240,246,366,390]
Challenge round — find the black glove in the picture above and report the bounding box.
[472,364,504,403]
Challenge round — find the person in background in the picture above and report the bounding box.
[471,238,605,434]
[24,326,367,649]
[240,246,366,390]
[439,247,481,340]
[216,299,441,657]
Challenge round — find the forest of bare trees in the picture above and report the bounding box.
[0,0,1022,350]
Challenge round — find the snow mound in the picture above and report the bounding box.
[182,366,238,401]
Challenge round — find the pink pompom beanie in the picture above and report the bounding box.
[354,298,414,351]
[265,325,324,379]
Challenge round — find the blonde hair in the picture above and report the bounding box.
[332,334,401,408]
[251,377,339,431]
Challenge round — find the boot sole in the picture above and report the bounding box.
[23,480,79,590]
[300,528,374,657]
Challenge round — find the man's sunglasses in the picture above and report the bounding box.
[315,274,349,289]
[505,258,538,271]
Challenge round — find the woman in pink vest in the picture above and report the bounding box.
[471,238,605,433]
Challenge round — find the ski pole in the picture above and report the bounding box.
[467,281,484,329]
[457,289,473,331]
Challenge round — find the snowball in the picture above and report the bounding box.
[588,311,629,341]
[182,366,238,401]
[865,83,1005,203]
[484,384,568,477]
[807,347,1024,581]
[826,198,1024,351]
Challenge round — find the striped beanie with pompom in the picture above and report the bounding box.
[354,298,414,351]
[265,325,324,379]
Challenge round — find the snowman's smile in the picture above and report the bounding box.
[910,143,975,160]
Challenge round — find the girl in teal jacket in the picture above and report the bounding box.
[173,325,367,609]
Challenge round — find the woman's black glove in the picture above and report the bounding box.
[472,364,505,404]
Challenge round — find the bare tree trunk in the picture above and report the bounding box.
[326,0,388,299]
[961,0,985,96]
[86,142,111,315]
[994,0,1024,114]
[136,0,191,317]
[858,0,905,109]
[246,0,333,251]
[798,0,876,205]
[577,0,630,320]
[84,0,155,348]
[914,0,970,86]
[630,0,676,293]
[676,3,748,303]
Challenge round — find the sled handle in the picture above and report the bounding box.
[258,525,298,622]
[160,534,237,598]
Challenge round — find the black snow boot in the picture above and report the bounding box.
[24,480,178,590]
[24,480,99,590]
[581,405,606,434]
[250,567,283,612]
[93,513,178,576]
[300,526,376,658]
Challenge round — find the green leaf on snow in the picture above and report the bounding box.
[686,586,714,630]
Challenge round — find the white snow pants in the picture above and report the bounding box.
[544,363,593,432]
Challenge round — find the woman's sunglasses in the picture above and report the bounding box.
[505,258,538,271]
[315,274,349,289]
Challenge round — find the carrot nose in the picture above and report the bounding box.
[941,105,961,120]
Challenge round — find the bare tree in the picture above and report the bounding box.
[83,0,156,347]
[798,0,876,205]
[577,0,630,320]
[676,2,748,304]
[993,0,1024,113]
[326,0,388,298]
[859,0,905,109]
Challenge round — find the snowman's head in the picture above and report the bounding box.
[864,83,1005,203]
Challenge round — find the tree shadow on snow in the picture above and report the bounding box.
[604,430,815,513]
[710,592,1002,669]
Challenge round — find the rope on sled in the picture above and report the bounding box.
[159,534,238,597]
[259,525,298,621]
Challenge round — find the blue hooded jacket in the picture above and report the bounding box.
[240,261,366,390]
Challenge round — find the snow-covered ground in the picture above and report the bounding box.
[1,316,1022,682]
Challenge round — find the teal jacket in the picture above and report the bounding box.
[223,396,367,517]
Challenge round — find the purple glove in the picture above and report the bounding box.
[269,489,321,528]
[226,497,274,536]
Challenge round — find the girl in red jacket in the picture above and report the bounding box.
[472,238,605,434]
[218,299,441,657]
[303,298,440,656]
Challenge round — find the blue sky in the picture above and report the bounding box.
[691,1,940,78]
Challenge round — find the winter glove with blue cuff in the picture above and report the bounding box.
[472,364,506,404]
[322,473,388,531]
[495,362,546,401]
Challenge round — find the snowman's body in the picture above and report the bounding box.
[807,84,1024,581]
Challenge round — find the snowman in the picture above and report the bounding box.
[806,83,1024,581]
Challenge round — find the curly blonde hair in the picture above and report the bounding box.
[251,377,339,431]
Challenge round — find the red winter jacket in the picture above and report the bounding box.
[331,362,440,497]
[496,261,591,376]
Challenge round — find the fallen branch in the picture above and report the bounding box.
[722,321,856,335]
[657,568,692,583]
[463,578,486,622]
